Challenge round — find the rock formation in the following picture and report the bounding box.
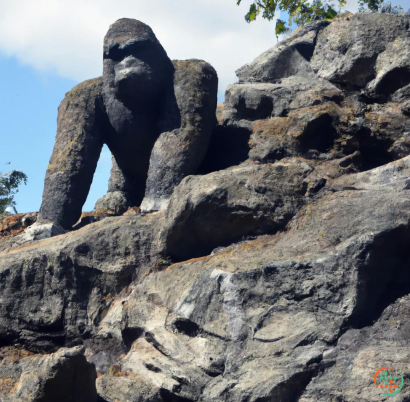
[2,12,410,402]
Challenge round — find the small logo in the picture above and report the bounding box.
[374,367,404,396]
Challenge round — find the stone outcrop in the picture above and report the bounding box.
[2,11,410,402]
[236,21,330,83]
[310,13,410,90]
[217,13,410,176]
[162,158,343,261]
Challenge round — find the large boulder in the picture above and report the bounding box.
[213,13,410,174]
[222,75,343,124]
[311,13,410,89]
[236,21,330,83]
[365,36,410,100]
[161,157,342,261]
[0,213,162,351]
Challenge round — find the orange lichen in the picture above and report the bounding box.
[9,379,21,394]
[0,213,37,240]
[0,378,16,395]
[166,255,210,271]
[0,347,35,363]
[123,207,141,215]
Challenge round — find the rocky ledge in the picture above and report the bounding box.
[2,12,410,401]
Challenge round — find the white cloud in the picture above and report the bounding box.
[0,0,280,100]
[344,0,360,12]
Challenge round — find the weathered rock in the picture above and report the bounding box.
[236,20,329,83]
[222,75,344,124]
[247,100,410,169]
[218,14,410,175]
[301,295,410,401]
[94,156,410,402]
[94,191,130,215]
[248,102,352,163]
[328,154,410,190]
[141,59,218,212]
[0,346,97,402]
[365,36,410,100]
[97,374,165,402]
[161,158,342,261]
[0,222,68,253]
[0,213,162,351]
[311,13,410,88]
[360,102,410,168]
[392,83,410,103]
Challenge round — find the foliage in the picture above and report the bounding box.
[237,0,345,40]
[236,0,389,40]
[0,170,28,219]
[358,0,382,11]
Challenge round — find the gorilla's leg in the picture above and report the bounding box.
[140,59,218,211]
[39,78,107,229]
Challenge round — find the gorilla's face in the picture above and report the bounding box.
[110,40,164,104]
[104,19,172,109]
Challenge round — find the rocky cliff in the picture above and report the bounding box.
[2,12,410,401]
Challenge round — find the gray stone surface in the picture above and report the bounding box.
[94,191,130,215]
[95,157,410,401]
[311,13,410,88]
[0,346,97,402]
[236,20,329,83]
[0,213,162,351]
[301,295,410,401]
[365,36,410,99]
[161,158,341,261]
[222,75,343,124]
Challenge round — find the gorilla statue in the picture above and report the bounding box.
[38,18,218,230]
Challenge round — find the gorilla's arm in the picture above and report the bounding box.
[39,78,107,229]
[141,59,218,211]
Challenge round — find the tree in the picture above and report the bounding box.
[236,0,384,40]
[358,0,382,11]
[0,170,28,219]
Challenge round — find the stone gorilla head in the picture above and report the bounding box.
[103,19,173,109]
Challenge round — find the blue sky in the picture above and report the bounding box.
[0,0,406,214]
[0,54,112,212]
